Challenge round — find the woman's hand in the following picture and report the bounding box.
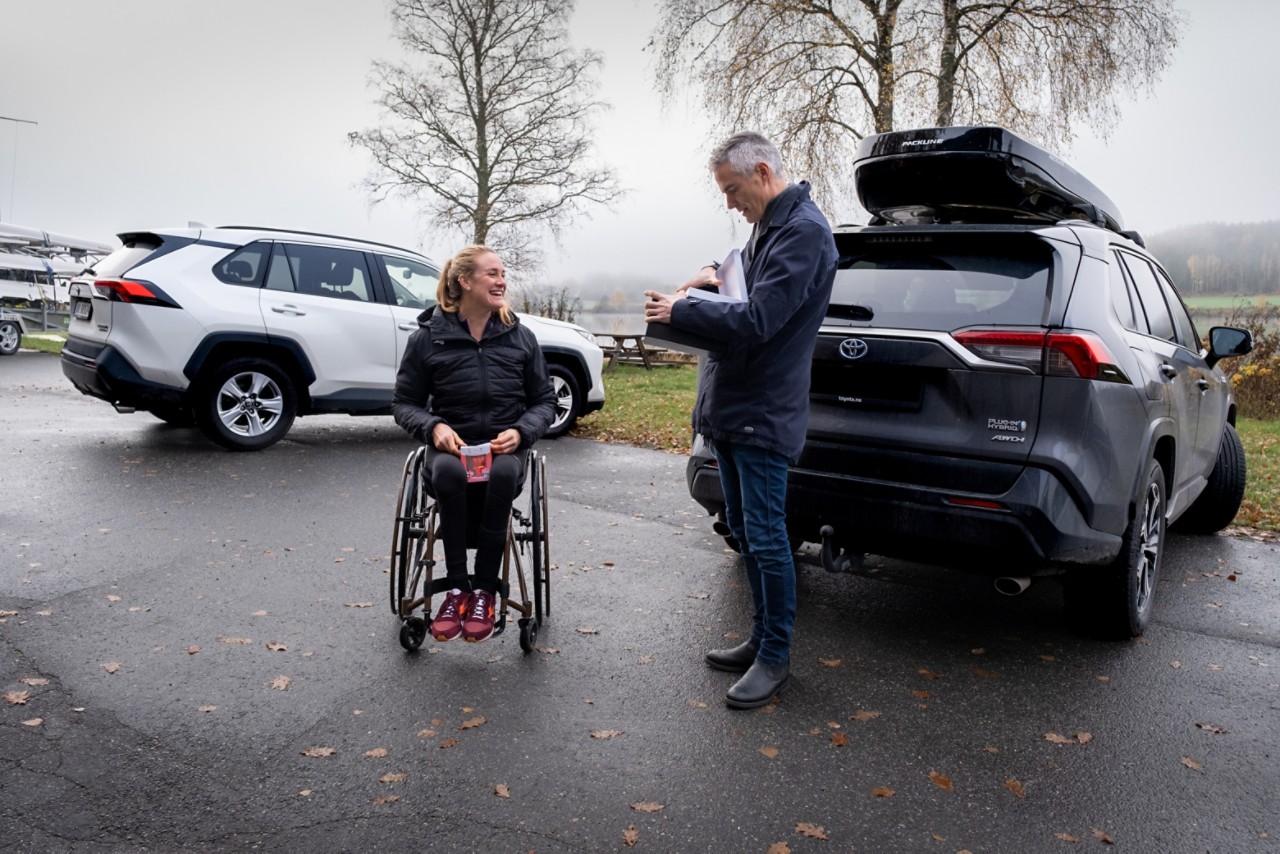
[491,428,522,455]
[431,422,464,456]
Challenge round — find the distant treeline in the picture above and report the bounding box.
[1146,221,1280,295]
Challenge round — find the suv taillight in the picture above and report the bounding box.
[92,278,179,308]
[953,330,1129,383]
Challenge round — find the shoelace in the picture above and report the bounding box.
[468,592,493,620]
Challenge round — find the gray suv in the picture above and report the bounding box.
[687,126,1253,638]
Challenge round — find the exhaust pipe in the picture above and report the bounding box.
[711,519,733,538]
[993,576,1031,596]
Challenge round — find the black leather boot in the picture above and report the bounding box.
[726,659,790,709]
[705,639,759,673]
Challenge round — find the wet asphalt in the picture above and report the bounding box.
[2,348,1278,853]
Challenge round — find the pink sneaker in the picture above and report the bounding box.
[461,589,497,643]
[430,590,470,642]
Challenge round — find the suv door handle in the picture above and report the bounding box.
[271,304,306,316]
[1159,363,1177,378]
[397,322,417,331]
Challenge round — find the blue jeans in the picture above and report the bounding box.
[714,441,796,664]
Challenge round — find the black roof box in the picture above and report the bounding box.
[854,126,1124,233]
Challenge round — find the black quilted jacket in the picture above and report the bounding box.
[392,306,556,449]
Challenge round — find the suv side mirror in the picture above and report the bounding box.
[1205,326,1253,367]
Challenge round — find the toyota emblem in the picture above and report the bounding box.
[838,338,869,360]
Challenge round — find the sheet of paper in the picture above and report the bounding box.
[717,248,746,301]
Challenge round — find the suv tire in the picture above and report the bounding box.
[193,357,298,451]
[1173,423,1246,534]
[0,321,21,356]
[546,364,580,438]
[1066,458,1166,639]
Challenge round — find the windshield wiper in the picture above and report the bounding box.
[826,304,874,322]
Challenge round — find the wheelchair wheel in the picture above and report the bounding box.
[530,452,551,622]
[400,617,428,651]
[518,617,537,653]
[390,447,428,615]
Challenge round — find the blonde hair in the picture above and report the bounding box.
[436,244,514,325]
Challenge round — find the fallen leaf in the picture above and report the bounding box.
[918,668,941,680]
[1044,732,1076,745]
[689,700,708,709]
[1170,660,1183,669]
[576,627,599,635]
[186,646,201,655]
[819,658,841,668]
[631,802,664,813]
[1195,722,1227,734]
[1004,779,1026,798]
[4,690,30,705]
[870,786,895,798]
[217,636,252,645]
[495,784,511,798]
[266,642,287,652]
[1075,732,1093,744]
[1054,832,1081,843]
[928,771,954,792]
[637,656,654,665]
[1090,827,1115,844]
[796,822,828,840]
[270,675,291,691]
[1180,756,1203,772]
[1040,654,1056,661]
[300,747,336,757]
[911,690,929,699]
[373,795,400,805]
[830,732,849,747]
[766,844,791,854]
[591,729,623,740]
[345,601,373,608]
[459,716,487,730]
[623,825,639,847]
[299,789,312,797]
[536,646,560,654]
[759,746,780,759]
[22,718,43,727]
[252,610,268,617]
[971,647,986,655]
[102,662,122,675]
[198,705,217,713]
[438,738,458,749]
[106,594,121,602]
[379,772,408,783]
[18,677,47,687]
[969,667,998,678]
[850,709,881,723]
[1096,675,1110,681]
[417,729,436,739]
[365,748,389,758]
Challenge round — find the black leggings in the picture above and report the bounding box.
[426,446,525,593]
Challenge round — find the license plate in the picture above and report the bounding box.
[74,300,92,321]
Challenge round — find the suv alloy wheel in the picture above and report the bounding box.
[193,357,298,451]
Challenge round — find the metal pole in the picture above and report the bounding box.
[0,115,39,222]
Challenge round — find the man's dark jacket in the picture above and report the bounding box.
[670,181,837,462]
[392,306,557,449]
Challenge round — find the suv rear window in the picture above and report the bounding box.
[89,242,162,279]
[831,237,1052,330]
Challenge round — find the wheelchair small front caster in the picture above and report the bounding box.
[518,617,538,654]
[399,617,427,651]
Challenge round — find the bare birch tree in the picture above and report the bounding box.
[651,0,1181,210]
[351,0,622,272]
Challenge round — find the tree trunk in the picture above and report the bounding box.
[936,0,959,126]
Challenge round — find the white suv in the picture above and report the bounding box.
[61,226,605,450]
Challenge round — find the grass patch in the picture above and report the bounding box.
[1236,419,1280,532]
[572,363,1280,532]
[18,330,67,355]
[570,364,697,453]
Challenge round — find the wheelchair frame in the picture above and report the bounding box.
[390,446,551,653]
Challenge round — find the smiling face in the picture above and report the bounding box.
[714,160,783,225]
[458,250,506,313]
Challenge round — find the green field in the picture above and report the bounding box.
[1183,294,1280,310]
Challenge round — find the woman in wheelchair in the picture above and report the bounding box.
[392,245,556,643]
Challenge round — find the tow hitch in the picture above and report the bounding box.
[820,525,863,574]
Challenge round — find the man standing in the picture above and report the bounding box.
[644,132,837,709]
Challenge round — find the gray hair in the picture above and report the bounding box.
[708,131,786,180]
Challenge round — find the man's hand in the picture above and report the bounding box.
[643,290,683,324]
[490,428,521,455]
[676,266,721,294]
[431,422,464,456]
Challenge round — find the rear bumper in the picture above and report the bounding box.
[61,340,185,408]
[686,455,1121,570]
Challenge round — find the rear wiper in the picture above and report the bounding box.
[826,304,874,321]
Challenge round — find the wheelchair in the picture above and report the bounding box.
[390,445,551,653]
